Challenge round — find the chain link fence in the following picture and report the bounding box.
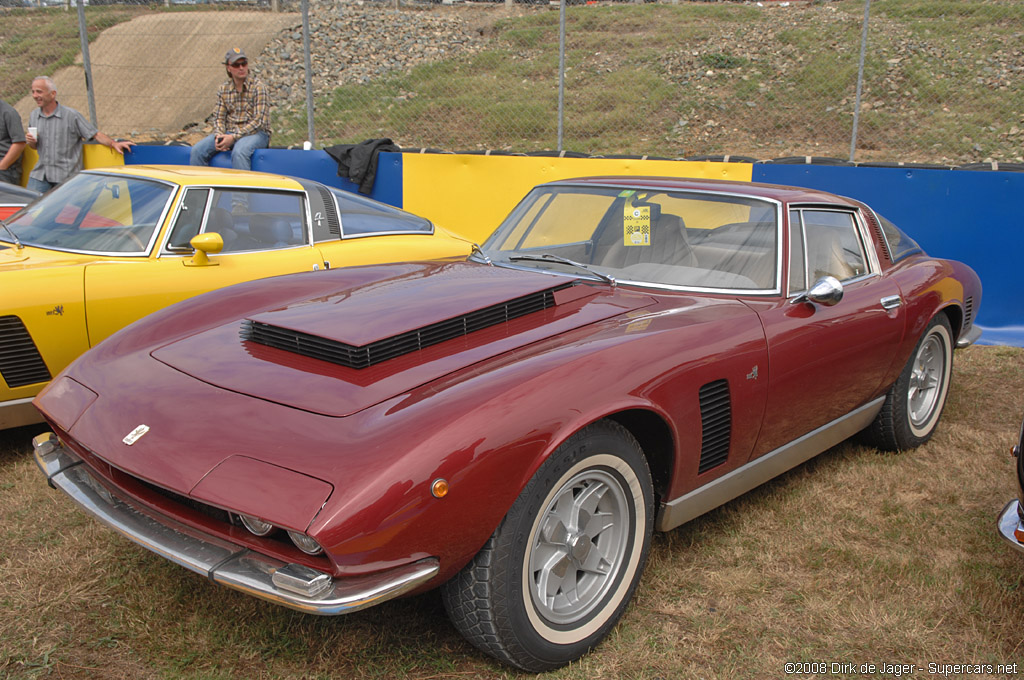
[1,0,1021,165]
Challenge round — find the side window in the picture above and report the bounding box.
[800,209,867,283]
[788,209,805,295]
[211,190,308,253]
[166,188,210,250]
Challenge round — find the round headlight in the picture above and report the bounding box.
[287,530,323,555]
[239,514,275,536]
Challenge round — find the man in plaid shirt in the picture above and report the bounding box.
[190,47,271,171]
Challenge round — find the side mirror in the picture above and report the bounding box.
[185,232,224,267]
[791,275,843,307]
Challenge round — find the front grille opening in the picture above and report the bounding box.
[0,315,52,388]
[137,478,233,525]
[241,285,568,370]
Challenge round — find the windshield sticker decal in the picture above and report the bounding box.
[623,203,651,246]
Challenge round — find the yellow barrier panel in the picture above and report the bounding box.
[18,143,126,187]
[403,154,753,243]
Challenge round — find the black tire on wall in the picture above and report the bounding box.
[442,420,654,672]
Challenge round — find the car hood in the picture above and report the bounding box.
[150,261,657,418]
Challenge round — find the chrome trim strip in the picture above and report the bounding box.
[33,435,440,616]
[997,501,1024,555]
[656,397,885,532]
[340,229,436,240]
[956,324,982,349]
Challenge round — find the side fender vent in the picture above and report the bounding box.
[241,286,565,370]
[0,315,52,388]
[698,379,731,474]
[963,296,974,329]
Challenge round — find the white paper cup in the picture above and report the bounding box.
[27,127,37,138]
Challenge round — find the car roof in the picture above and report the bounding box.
[545,175,859,207]
[0,182,40,202]
[87,164,309,190]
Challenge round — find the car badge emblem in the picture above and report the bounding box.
[746,366,759,381]
[123,424,150,446]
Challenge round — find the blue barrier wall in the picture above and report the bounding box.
[120,146,1021,346]
[753,164,1023,345]
[123,147,403,207]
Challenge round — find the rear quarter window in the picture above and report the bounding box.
[878,213,923,262]
[329,188,433,237]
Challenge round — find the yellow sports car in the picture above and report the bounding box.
[0,165,471,428]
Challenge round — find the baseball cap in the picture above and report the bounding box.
[225,47,247,65]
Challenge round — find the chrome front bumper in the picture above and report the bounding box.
[33,432,439,615]
[997,500,1024,555]
[956,324,983,349]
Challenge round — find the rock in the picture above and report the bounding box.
[254,2,484,129]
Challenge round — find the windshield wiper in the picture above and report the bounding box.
[0,219,22,249]
[508,253,616,287]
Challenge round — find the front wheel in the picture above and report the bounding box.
[442,420,654,672]
[864,314,954,451]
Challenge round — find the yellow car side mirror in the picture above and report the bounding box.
[186,232,224,267]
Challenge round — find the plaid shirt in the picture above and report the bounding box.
[213,75,271,138]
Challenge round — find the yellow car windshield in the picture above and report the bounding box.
[4,172,173,255]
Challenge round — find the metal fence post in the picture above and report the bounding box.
[75,0,97,128]
[849,0,871,163]
[302,0,315,147]
[557,0,566,151]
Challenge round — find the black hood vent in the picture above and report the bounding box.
[240,285,567,370]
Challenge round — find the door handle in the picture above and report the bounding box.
[880,295,902,310]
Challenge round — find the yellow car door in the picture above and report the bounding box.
[84,186,325,347]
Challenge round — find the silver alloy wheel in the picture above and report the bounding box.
[908,332,947,428]
[527,467,630,626]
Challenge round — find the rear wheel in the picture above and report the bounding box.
[864,315,953,451]
[442,420,654,672]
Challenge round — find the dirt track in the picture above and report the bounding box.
[14,11,299,138]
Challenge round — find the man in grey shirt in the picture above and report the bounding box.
[25,76,133,193]
[0,99,25,186]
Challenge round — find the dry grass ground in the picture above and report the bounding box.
[1,345,1023,679]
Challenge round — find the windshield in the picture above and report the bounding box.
[479,184,780,292]
[2,172,173,255]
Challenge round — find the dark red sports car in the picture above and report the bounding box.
[33,176,981,671]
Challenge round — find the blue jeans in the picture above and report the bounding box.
[27,177,55,193]
[190,130,270,171]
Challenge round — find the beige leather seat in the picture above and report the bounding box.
[806,227,856,281]
[595,210,697,269]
